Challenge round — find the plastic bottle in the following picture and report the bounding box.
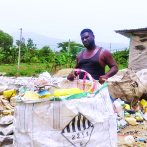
[116,120,120,126]
[125,117,136,126]
[119,101,125,106]
[118,110,124,119]
[124,135,135,146]
[114,101,122,113]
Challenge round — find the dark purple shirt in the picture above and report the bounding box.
[78,47,105,80]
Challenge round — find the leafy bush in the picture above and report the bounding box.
[0,54,5,64]
[19,69,31,76]
[112,49,129,68]
[21,52,31,63]
[5,70,17,77]
[30,56,39,63]
[35,68,44,74]
[39,57,47,63]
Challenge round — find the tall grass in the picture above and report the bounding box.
[2,63,53,77]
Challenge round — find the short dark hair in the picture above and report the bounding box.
[80,29,94,36]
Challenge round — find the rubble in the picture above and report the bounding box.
[0,69,147,146]
[113,97,147,146]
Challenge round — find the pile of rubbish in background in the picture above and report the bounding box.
[0,68,147,146]
[108,68,147,147]
[112,98,147,146]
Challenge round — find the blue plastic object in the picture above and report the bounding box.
[110,95,114,103]
[116,120,119,124]
[39,90,51,97]
[119,101,125,106]
[139,138,145,142]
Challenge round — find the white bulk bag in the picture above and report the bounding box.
[13,83,117,147]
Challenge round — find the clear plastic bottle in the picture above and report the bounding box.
[114,101,122,113]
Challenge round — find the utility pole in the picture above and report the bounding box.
[18,28,22,71]
[67,39,70,68]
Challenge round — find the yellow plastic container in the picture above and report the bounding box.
[23,91,40,100]
[135,117,143,120]
[145,107,147,113]
[40,94,53,98]
[3,90,16,98]
[139,99,147,107]
[54,88,84,97]
[124,104,130,109]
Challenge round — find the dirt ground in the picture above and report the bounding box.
[53,68,73,77]
[117,122,147,147]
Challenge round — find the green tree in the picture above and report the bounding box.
[21,52,31,63]
[0,30,13,63]
[17,38,38,63]
[11,45,19,63]
[27,38,37,50]
[57,41,84,51]
[38,46,55,63]
[57,41,84,67]
[0,30,13,50]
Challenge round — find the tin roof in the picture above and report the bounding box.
[115,27,147,38]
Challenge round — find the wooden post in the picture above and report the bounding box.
[18,28,22,71]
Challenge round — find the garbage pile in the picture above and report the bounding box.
[107,68,147,147]
[112,98,147,146]
[113,98,147,128]
[0,68,147,146]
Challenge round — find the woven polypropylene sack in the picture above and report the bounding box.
[136,68,147,94]
[13,84,117,147]
[107,69,146,104]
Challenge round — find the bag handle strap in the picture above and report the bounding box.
[76,69,81,88]
[73,69,94,92]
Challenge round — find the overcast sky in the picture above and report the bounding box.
[0,0,147,44]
